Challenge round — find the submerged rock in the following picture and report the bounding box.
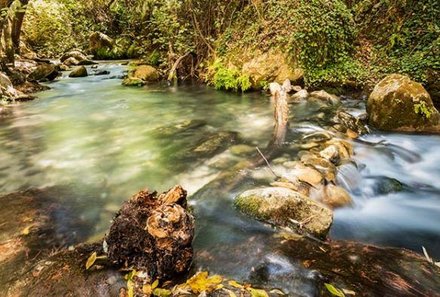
[192,131,240,157]
[69,66,88,78]
[235,187,333,238]
[367,74,440,132]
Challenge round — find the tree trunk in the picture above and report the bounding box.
[11,0,29,55]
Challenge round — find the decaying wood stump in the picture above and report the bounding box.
[106,185,194,280]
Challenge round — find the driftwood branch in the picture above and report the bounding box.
[167,53,190,83]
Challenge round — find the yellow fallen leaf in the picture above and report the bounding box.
[228,280,243,289]
[153,288,171,297]
[22,225,32,235]
[186,271,223,293]
[143,284,152,296]
[324,283,345,297]
[248,288,269,297]
[152,279,159,289]
[85,252,97,270]
[127,279,134,297]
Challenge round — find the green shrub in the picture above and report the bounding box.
[211,60,251,92]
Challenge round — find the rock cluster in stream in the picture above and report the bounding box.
[236,80,368,238]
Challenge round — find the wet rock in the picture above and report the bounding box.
[367,74,440,132]
[229,144,255,156]
[106,185,194,279]
[309,90,340,105]
[336,110,369,135]
[60,50,88,63]
[235,187,333,238]
[192,131,240,157]
[57,64,70,71]
[15,81,50,94]
[289,89,308,102]
[152,119,207,138]
[92,70,110,76]
[63,57,79,66]
[282,79,292,93]
[322,184,353,208]
[284,162,323,186]
[241,51,303,89]
[60,50,95,66]
[69,66,88,78]
[277,237,440,297]
[302,156,337,183]
[77,59,97,66]
[0,72,12,89]
[122,77,145,86]
[320,145,340,164]
[28,64,59,81]
[372,176,405,195]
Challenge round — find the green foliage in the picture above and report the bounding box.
[353,0,440,83]
[211,60,251,92]
[414,101,435,119]
[23,0,76,56]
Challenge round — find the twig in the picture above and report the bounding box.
[256,146,279,178]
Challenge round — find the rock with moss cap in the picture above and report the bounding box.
[234,187,333,238]
[241,51,303,89]
[122,65,160,86]
[367,74,440,132]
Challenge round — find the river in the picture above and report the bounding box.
[0,63,439,295]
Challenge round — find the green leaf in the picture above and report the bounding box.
[324,283,345,297]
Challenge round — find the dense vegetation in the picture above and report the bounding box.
[1,0,439,93]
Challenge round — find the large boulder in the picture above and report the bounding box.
[89,32,114,57]
[28,64,59,82]
[242,51,303,89]
[0,72,13,89]
[367,74,440,132]
[235,187,333,238]
[122,65,160,86]
[69,66,88,78]
[60,50,88,63]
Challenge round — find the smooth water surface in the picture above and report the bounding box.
[1,63,439,294]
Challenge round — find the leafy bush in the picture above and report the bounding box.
[211,60,251,92]
[23,0,76,56]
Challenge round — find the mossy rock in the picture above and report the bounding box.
[234,187,333,238]
[28,64,59,82]
[69,66,88,78]
[122,77,145,87]
[241,51,303,89]
[122,65,160,87]
[367,74,440,132]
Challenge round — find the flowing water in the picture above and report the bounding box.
[1,63,439,295]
